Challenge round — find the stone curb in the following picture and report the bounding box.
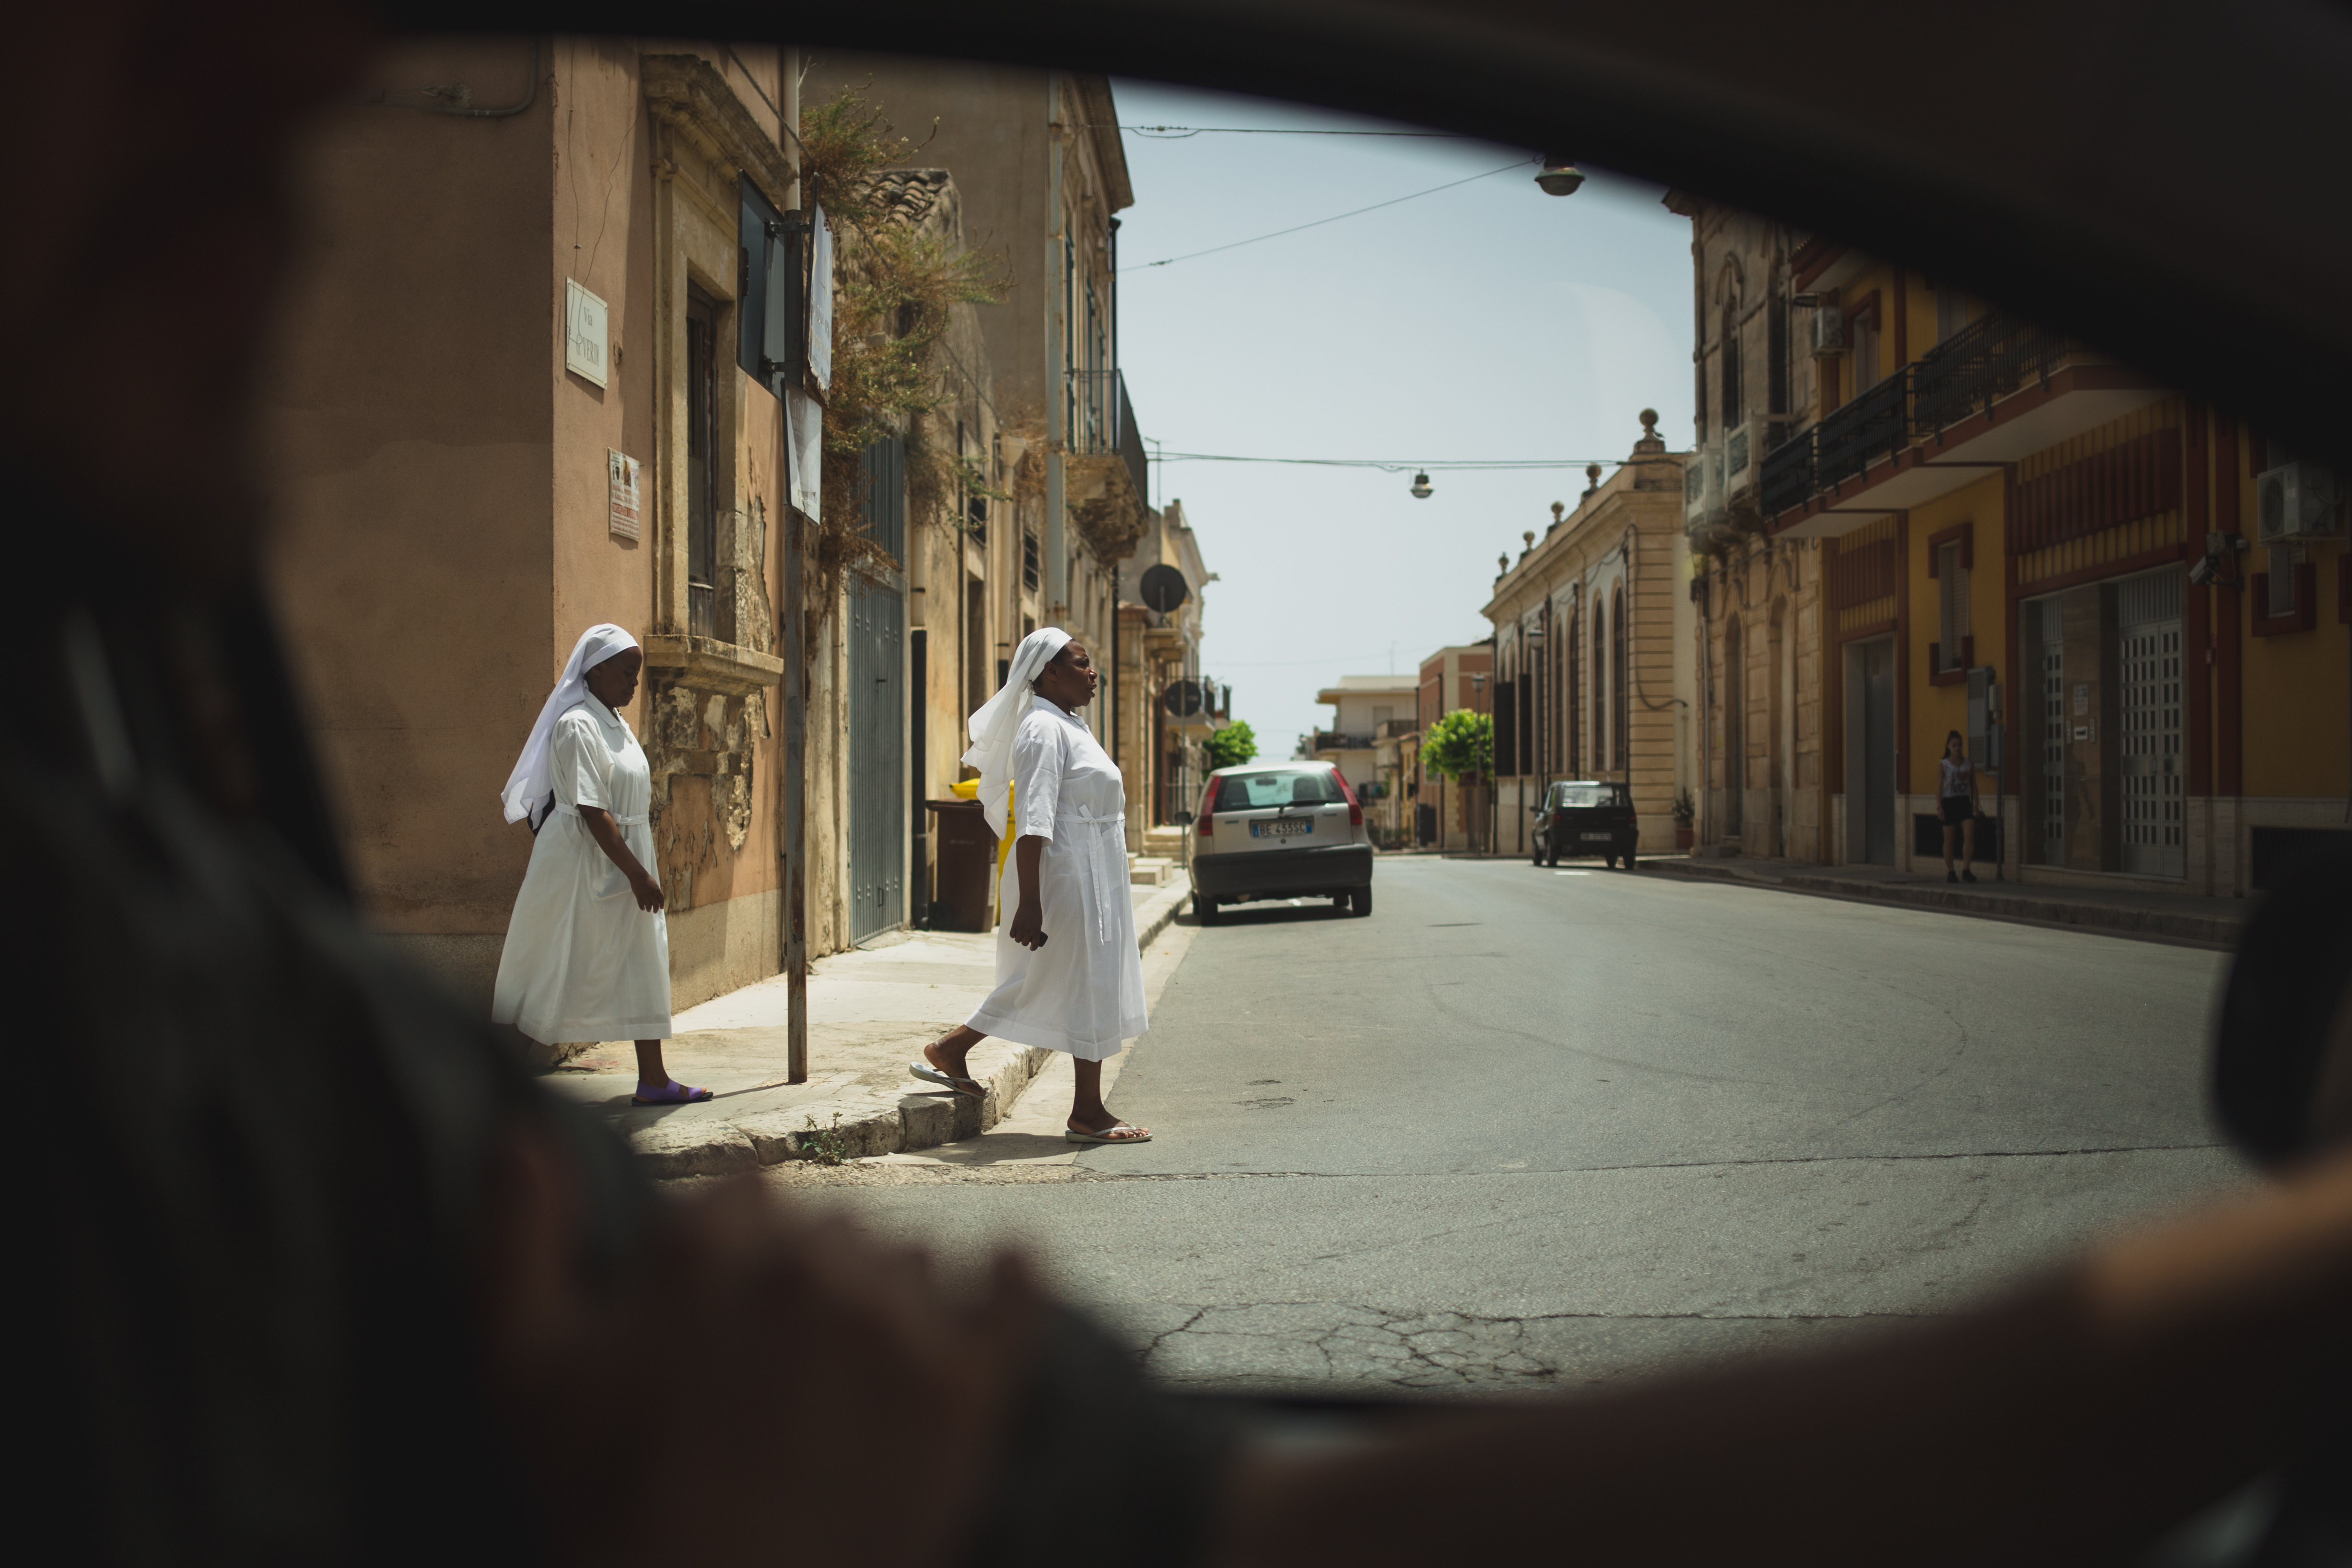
[1642,858,2246,946]
[621,874,1193,1179]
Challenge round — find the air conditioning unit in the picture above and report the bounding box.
[2257,462,2342,541]
[1683,440,1722,527]
[1810,308,1844,355]
[1723,419,1758,503]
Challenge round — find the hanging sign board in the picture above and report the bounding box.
[807,203,834,393]
[607,450,641,540]
[787,390,822,523]
[565,278,609,388]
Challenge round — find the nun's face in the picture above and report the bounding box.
[1036,641,1098,711]
[586,649,643,712]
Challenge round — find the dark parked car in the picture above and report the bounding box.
[1531,781,1639,869]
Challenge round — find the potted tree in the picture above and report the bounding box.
[1672,787,1697,852]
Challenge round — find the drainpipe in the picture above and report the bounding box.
[1045,77,1068,626]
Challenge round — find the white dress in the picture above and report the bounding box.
[491,703,673,1044]
[965,697,1147,1060]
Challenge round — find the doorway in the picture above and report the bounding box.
[2118,571,2184,878]
[1722,617,1744,839]
[1860,638,1895,865]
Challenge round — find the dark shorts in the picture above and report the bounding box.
[1939,796,1975,826]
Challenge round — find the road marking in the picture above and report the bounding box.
[1555,870,1590,877]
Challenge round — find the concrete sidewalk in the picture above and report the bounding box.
[1639,854,2249,946]
[542,876,1192,1178]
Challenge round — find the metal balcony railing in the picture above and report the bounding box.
[1813,374,1907,491]
[1314,730,1375,751]
[1909,310,2074,438]
[1759,429,1814,517]
[1070,369,1150,502]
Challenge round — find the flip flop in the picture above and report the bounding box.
[632,1079,713,1105]
[1065,1121,1151,1145]
[909,1061,984,1099]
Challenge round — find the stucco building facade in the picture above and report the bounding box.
[1674,190,2350,892]
[1483,414,1697,857]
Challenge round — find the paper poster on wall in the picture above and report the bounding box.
[607,450,641,539]
[787,390,821,522]
[565,278,609,388]
[807,203,833,392]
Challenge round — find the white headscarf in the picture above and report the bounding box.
[962,627,1072,838]
[501,623,641,829]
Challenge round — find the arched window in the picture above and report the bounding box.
[1565,605,1581,776]
[1591,597,1608,775]
[1612,585,1630,771]
[1720,300,1742,431]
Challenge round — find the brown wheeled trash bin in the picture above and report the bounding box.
[926,798,998,932]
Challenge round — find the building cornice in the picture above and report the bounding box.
[641,53,796,211]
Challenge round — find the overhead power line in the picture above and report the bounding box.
[1105,123,1476,140]
[1153,451,1623,472]
[1119,158,1535,272]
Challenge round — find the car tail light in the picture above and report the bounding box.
[1197,778,1218,836]
[1334,772,1363,827]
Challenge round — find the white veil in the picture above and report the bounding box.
[500,623,640,830]
[962,627,1072,839]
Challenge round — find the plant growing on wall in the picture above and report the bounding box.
[795,83,1011,654]
[1420,709,1494,783]
[1202,720,1259,770]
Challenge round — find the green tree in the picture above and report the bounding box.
[1202,720,1259,770]
[1419,709,1493,783]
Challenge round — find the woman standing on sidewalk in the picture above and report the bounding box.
[913,629,1151,1143]
[1939,729,1980,884]
[492,624,707,1105]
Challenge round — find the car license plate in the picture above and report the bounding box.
[1252,818,1312,838]
[1580,831,1614,842]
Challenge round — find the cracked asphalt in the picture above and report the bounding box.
[771,857,2248,1394]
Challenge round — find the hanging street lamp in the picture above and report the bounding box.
[1534,156,1585,197]
[1410,471,1434,499]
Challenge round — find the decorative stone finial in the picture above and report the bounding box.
[1639,408,1658,437]
[1522,530,1536,548]
[1551,501,1565,521]
[1498,553,1510,573]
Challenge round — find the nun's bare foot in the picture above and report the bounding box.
[924,1030,981,1082]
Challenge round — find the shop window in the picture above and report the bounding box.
[1928,522,1975,682]
[1936,542,1970,671]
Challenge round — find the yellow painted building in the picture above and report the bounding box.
[1677,197,2349,896]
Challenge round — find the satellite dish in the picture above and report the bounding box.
[1139,563,1190,614]
[1161,679,1206,717]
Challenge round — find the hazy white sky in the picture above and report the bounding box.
[1107,79,1695,755]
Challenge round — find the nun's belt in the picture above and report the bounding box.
[551,802,649,827]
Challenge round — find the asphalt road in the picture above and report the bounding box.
[785,856,2247,1394]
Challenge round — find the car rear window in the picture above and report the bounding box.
[1219,770,1345,808]
[1555,784,1628,808]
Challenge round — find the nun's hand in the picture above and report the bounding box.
[1009,897,1047,950]
[630,870,666,913]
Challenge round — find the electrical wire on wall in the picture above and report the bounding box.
[370,38,541,117]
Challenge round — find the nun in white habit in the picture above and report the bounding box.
[913,629,1152,1143]
[491,624,707,1105]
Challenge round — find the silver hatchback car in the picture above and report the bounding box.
[1190,761,1374,924]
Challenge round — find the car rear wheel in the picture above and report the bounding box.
[1602,852,1616,868]
[1545,840,1558,868]
[1330,894,1349,912]
[1194,892,1219,925]
[1530,834,1543,866]
[1351,887,1373,918]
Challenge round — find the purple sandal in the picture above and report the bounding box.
[632,1079,714,1105]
